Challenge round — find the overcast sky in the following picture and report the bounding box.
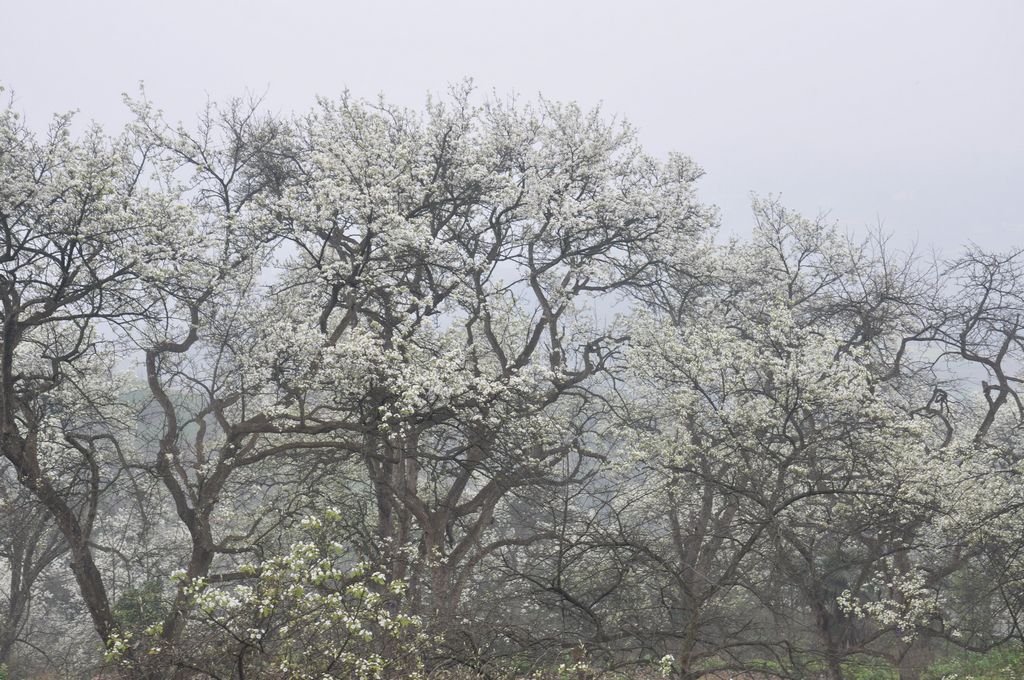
[2,0,1021,251]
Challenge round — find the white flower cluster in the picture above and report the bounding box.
[154,512,425,679]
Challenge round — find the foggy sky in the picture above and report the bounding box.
[2,0,1021,251]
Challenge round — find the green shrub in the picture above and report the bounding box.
[922,648,1024,680]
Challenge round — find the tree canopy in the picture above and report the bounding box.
[2,87,1024,680]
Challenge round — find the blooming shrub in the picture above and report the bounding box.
[117,511,425,679]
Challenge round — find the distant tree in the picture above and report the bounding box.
[0,469,67,666]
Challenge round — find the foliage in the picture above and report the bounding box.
[922,649,1024,680]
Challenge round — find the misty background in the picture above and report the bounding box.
[2,0,1021,250]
